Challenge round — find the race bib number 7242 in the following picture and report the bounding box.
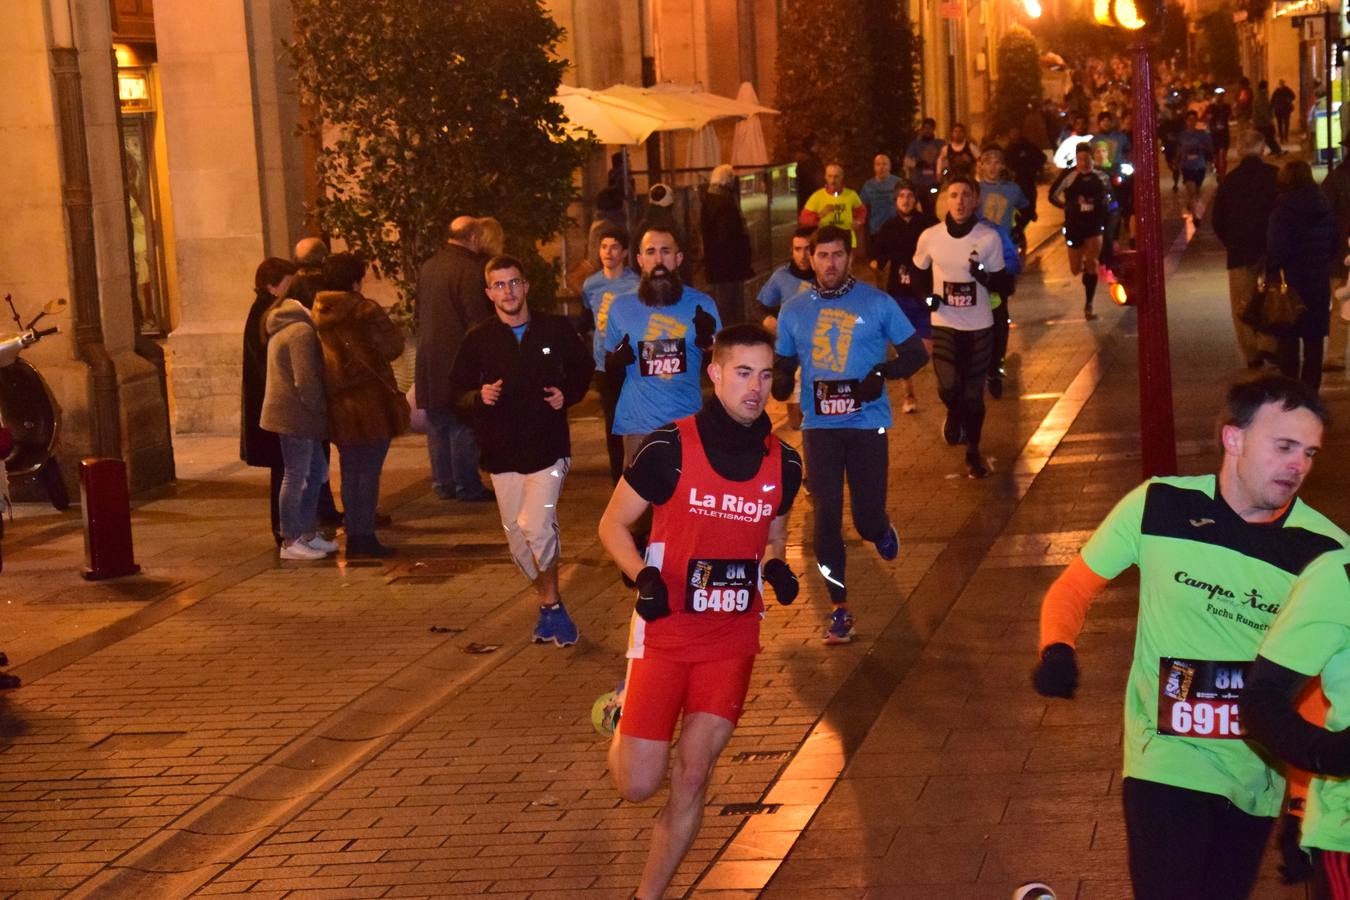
[1156,657,1248,740]
[639,338,687,377]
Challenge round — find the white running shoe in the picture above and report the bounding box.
[304,534,339,554]
[280,540,326,560]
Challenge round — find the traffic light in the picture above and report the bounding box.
[1105,249,1141,306]
[1093,0,1163,30]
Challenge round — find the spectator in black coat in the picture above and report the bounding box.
[1212,130,1279,369]
[1267,159,1337,390]
[241,257,297,546]
[701,165,755,326]
[414,215,493,501]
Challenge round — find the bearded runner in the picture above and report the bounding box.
[603,227,722,466]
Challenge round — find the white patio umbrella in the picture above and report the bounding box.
[553,85,698,145]
[683,124,723,184]
[730,81,770,167]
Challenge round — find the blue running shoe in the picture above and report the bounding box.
[873,523,899,561]
[534,603,578,647]
[823,608,856,645]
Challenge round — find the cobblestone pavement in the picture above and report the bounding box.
[3,186,1347,899]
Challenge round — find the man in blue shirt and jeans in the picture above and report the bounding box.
[860,153,901,275]
[772,225,929,644]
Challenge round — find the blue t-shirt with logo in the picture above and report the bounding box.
[757,264,813,310]
[603,287,722,435]
[978,180,1029,234]
[582,268,641,369]
[775,281,916,431]
[860,174,901,235]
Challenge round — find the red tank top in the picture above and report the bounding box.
[630,415,783,662]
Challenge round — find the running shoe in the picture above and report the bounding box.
[304,534,339,554]
[1083,302,1098,321]
[279,540,326,560]
[988,374,1004,399]
[823,608,856,645]
[534,603,579,647]
[901,396,918,414]
[873,523,900,561]
[966,453,992,479]
[941,411,965,446]
[591,679,625,737]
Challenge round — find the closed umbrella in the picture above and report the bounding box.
[731,81,770,167]
[684,124,722,184]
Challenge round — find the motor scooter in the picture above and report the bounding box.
[0,294,69,574]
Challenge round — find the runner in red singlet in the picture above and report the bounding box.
[597,323,803,900]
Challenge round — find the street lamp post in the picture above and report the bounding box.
[1129,38,1178,477]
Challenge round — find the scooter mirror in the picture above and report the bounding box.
[43,297,69,316]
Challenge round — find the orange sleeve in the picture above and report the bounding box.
[852,203,868,228]
[798,208,820,228]
[1039,555,1111,651]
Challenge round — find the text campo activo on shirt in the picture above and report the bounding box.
[1173,571,1281,615]
[687,488,774,524]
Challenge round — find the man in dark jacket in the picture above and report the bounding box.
[450,255,594,646]
[1212,130,1279,368]
[701,165,754,326]
[1322,143,1350,374]
[415,216,492,501]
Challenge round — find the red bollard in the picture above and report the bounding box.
[80,457,140,580]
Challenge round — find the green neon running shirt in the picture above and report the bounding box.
[1257,548,1350,851]
[1080,475,1346,817]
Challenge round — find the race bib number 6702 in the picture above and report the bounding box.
[1156,657,1248,740]
[813,379,860,416]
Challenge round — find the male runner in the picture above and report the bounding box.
[451,255,594,645]
[799,163,867,249]
[1049,144,1112,320]
[976,149,1028,399]
[598,324,802,900]
[912,176,1010,478]
[773,225,929,643]
[756,224,816,429]
[1176,109,1215,225]
[1245,548,1350,898]
[1033,375,1347,900]
[904,117,944,217]
[603,228,721,464]
[582,224,640,483]
[869,181,938,413]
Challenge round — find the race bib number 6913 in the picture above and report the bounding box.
[1156,657,1248,740]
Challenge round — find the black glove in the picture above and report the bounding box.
[969,257,991,287]
[693,305,716,351]
[924,293,944,311]
[1276,812,1314,884]
[605,334,635,376]
[761,558,799,605]
[855,366,885,403]
[634,566,671,621]
[1032,642,1079,698]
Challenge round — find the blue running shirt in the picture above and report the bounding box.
[775,280,915,431]
[604,287,722,435]
[582,269,641,369]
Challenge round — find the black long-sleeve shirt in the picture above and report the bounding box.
[450,313,594,475]
[869,210,938,299]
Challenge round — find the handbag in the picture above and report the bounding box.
[1242,274,1306,336]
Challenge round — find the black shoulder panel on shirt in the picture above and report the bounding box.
[1140,482,1343,575]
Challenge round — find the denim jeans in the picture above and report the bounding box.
[338,439,390,538]
[425,408,487,498]
[278,435,327,542]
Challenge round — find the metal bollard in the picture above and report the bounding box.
[80,457,140,580]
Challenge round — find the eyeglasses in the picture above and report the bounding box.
[489,278,527,292]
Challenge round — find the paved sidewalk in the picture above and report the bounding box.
[3,185,1345,899]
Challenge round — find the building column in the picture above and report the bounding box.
[157,0,303,435]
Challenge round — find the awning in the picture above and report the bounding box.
[554,82,778,146]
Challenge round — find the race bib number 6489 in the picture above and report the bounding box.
[685,558,757,614]
[1156,657,1248,740]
